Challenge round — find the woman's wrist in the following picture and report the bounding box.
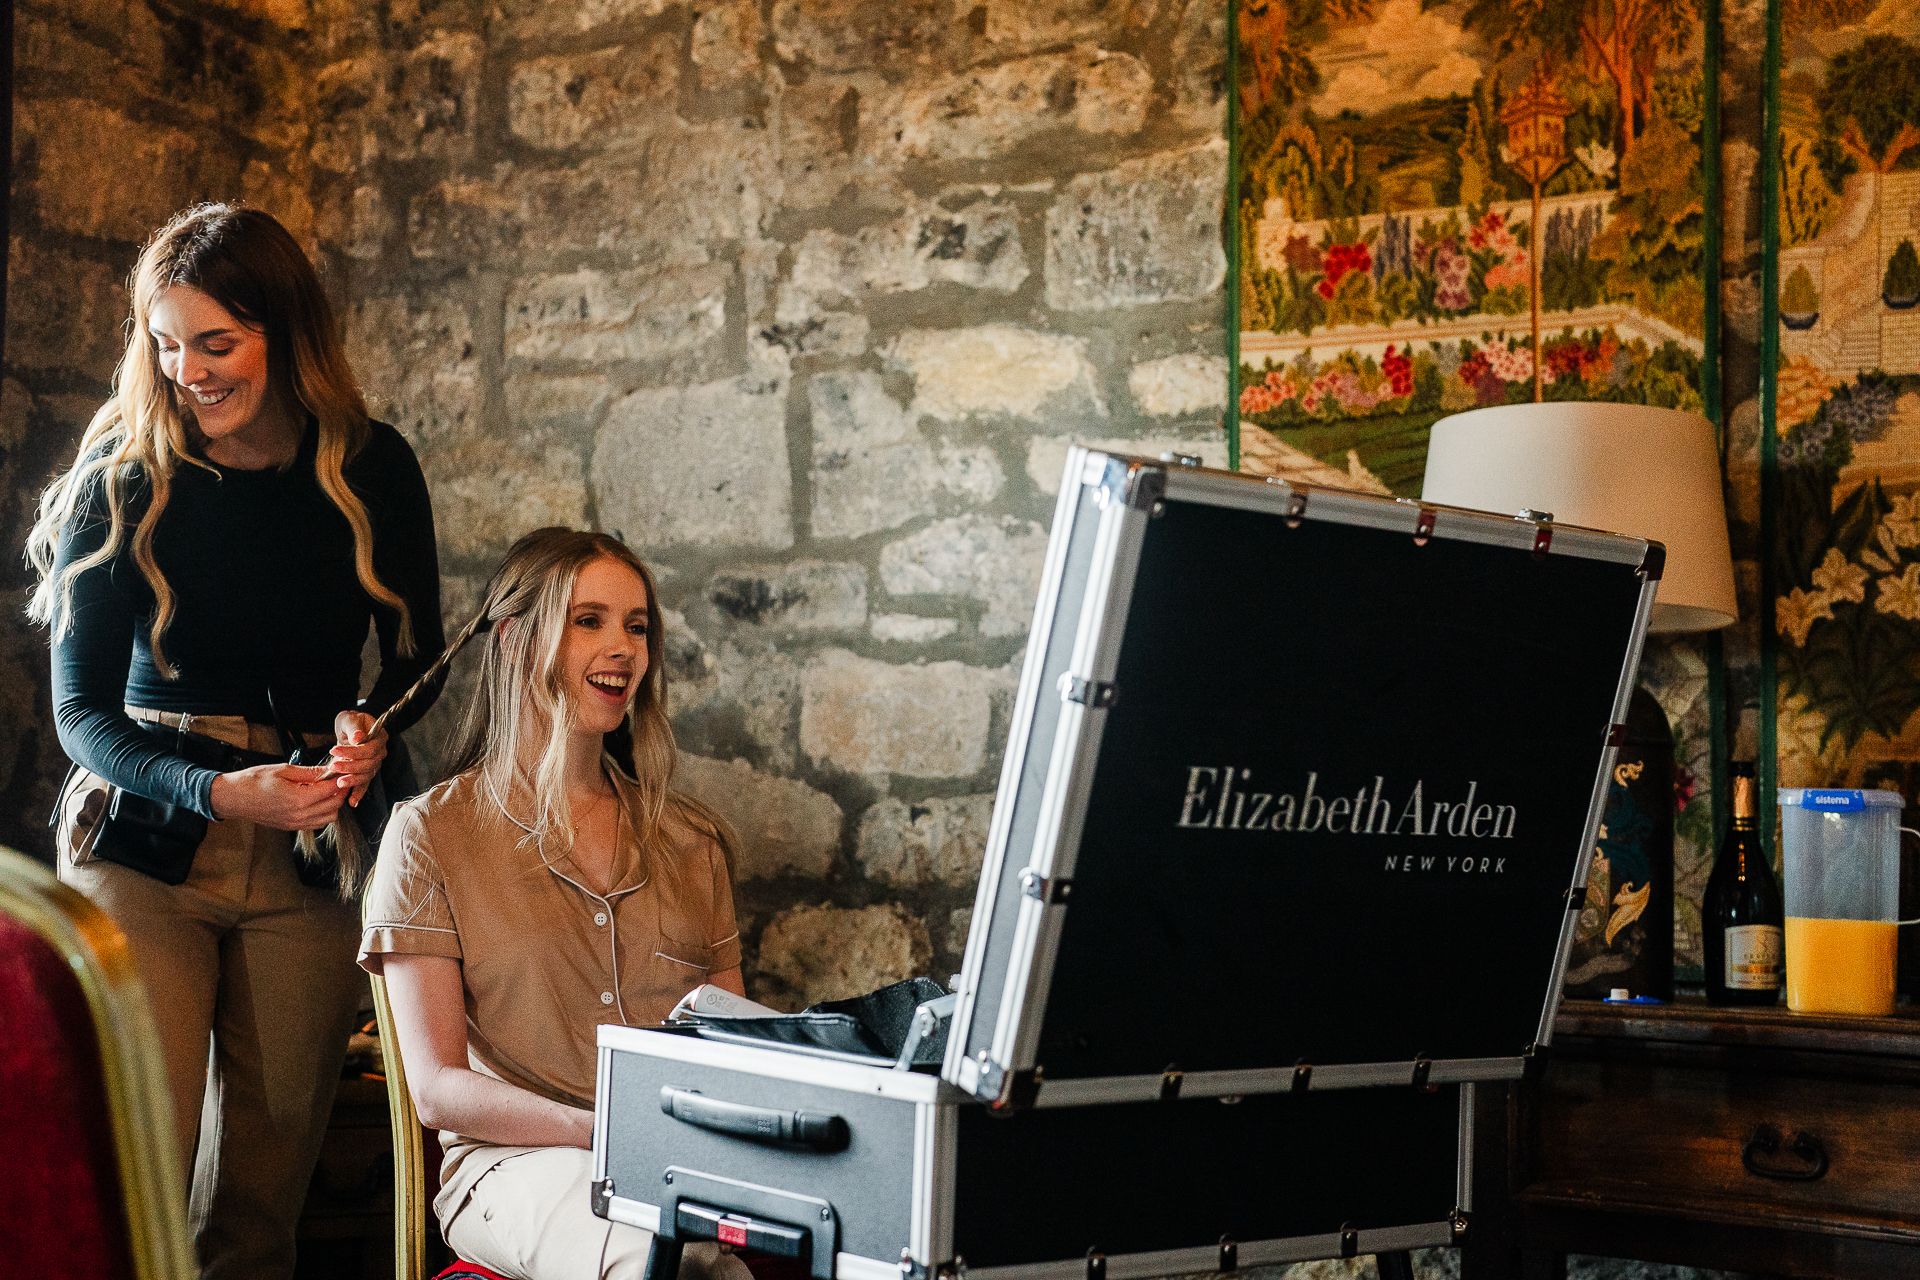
[207,771,233,821]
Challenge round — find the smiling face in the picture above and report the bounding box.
[560,556,653,739]
[147,284,298,464]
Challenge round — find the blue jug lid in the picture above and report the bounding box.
[1777,788,1904,812]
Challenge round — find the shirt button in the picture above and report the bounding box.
[601,991,614,1005]
[595,912,608,926]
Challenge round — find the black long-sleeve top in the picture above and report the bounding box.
[50,420,445,819]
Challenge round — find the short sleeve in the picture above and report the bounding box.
[358,801,463,972]
[703,832,742,975]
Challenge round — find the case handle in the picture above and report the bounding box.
[660,1087,850,1152]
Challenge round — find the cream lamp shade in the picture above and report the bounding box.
[1420,402,1737,632]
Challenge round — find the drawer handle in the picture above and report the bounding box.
[1741,1123,1829,1182]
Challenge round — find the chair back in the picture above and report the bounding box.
[0,847,193,1280]
[370,970,436,1280]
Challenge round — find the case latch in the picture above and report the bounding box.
[1413,505,1437,545]
[1086,1251,1106,1280]
[1159,1065,1184,1102]
[1339,1224,1359,1258]
[1291,1061,1312,1093]
[1058,674,1119,708]
[1411,1056,1434,1091]
[1020,869,1073,904]
[1449,1209,1471,1242]
[1217,1238,1237,1273]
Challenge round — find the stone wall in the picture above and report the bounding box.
[4,0,1234,1006]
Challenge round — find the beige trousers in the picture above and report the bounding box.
[58,710,363,1280]
[442,1145,754,1280]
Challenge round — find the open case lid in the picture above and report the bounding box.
[944,449,1660,1110]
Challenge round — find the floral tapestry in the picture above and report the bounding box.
[1768,0,1920,797]
[1231,0,1717,492]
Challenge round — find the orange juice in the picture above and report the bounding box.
[1784,917,1899,1016]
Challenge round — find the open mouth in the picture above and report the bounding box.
[190,387,234,408]
[586,672,630,700]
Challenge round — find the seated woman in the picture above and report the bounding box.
[360,528,750,1280]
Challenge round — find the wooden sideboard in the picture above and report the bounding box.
[1465,998,1920,1278]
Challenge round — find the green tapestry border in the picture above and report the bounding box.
[1758,0,1783,864]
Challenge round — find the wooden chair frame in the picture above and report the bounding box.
[369,970,436,1280]
[0,846,195,1280]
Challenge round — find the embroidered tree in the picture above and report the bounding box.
[1816,35,1920,176]
[1461,0,1699,157]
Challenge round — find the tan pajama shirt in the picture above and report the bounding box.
[358,768,746,1280]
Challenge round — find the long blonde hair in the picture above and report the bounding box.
[395,528,734,877]
[26,203,414,672]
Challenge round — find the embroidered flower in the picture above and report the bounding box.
[1776,587,1835,645]
[1885,493,1920,549]
[1810,548,1868,604]
[1875,563,1920,621]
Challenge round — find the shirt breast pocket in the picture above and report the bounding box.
[653,937,714,977]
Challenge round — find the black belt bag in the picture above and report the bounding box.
[68,721,299,886]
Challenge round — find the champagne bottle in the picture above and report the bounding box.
[1703,762,1784,1005]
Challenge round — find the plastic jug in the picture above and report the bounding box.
[1777,789,1917,1016]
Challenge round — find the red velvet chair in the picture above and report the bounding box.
[0,846,194,1280]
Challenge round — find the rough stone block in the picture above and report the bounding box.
[505,264,729,363]
[508,40,680,151]
[659,606,718,691]
[754,903,934,1008]
[1171,0,1228,134]
[4,239,130,381]
[417,435,588,560]
[790,198,1028,300]
[592,377,794,552]
[494,0,673,41]
[978,0,1161,49]
[410,125,780,264]
[886,325,1102,422]
[692,0,764,88]
[338,185,392,260]
[506,374,613,438]
[1129,353,1229,417]
[708,562,869,632]
[347,296,482,444]
[1025,432,1228,495]
[883,48,1153,163]
[241,158,317,248]
[947,907,974,956]
[761,305,872,358]
[809,371,1003,540]
[773,74,890,212]
[21,99,245,243]
[871,614,958,643]
[800,649,992,778]
[1045,142,1228,311]
[673,754,842,881]
[879,515,1048,638]
[855,794,993,887]
[311,34,482,172]
[770,0,969,73]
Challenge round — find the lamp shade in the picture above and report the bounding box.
[1420,402,1737,632]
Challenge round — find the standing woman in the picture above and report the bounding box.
[27,203,445,1278]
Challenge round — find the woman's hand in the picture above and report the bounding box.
[328,709,389,807]
[209,763,347,830]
